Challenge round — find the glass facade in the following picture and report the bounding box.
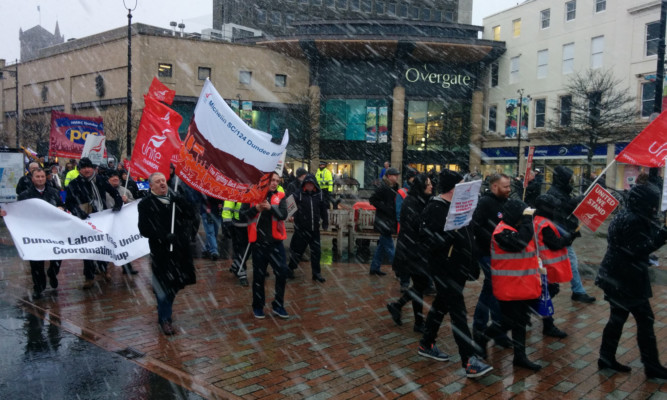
[406,100,469,152]
[320,98,389,141]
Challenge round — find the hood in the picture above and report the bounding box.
[553,166,574,188]
[628,184,660,217]
[535,194,560,219]
[408,173,431,200]
[502,199,528,227]
[301,174,320,192]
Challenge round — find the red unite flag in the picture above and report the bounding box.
[572,184,619,232]
[615,111,667,167]
[147,77,176,105]
[128,96,183,179]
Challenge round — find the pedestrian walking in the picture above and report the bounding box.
[595,184,667,378]
[416,169,492,379]
[471,173,513,349]
[288,174,328,283]
[386,173,432,334]
[138,172,198,336]
[240,172,290,320]
[65,157,123,288]
[547,166,596,303]
[222,200,250,286]
[481,199,543,371]
[201,195,223,261]
[368,167,399,276]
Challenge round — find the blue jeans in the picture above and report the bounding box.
[370,234,395,272]
[472,256,503,332]
[568,246,587,294]
[201,213,221,256]
[153,275,176,323]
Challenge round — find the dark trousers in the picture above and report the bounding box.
[29,260,61,292]
[152,275,177,323]
[600,297,661,369]
[486,299,534,360]
[231,225,249,279]
[395,273,429,325]
[472,256,503,333]
[422,273,479,367]
[83,260,107,280]
[288,228,321,275]
[252,241,288,310]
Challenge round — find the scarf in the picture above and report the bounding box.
[151,190,171,205]
[86,172,103,212]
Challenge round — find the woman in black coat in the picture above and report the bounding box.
[386,173,432,333]
[138,173,198,335]
[595,184,667,378]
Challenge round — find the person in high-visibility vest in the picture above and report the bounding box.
[315,160,333,206]
[481,199,542,372]
[64,162,79,187]
[222,200,249,286]
[240,172,290,320]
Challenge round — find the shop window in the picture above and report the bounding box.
[350,0,359,10]
[491,62,499,87]
[595,0,606,13]
[566,1,576,21]
[641,83,655,117]
[387,3,396,16]
[512,19,521,38]
[407,100,468,151]
[239,70,252,85]
[510,56,520,84]
[361,0,371,12]
[198,67,211,81]
[492,25,501,41]
[591,36,604,69]
[560,95,572,126]
[433,9,442,22]
[537,49,549,79]
[488,105,497,132]
[270,11,281,25]
[410,6,419,19]
[540,9,550,29]
[320,99,389,141]
[562,42,574,75]
[275,74,287,87]
[534,99,546,128]
[376,1,385,14]
[158,63,172,78]
[646,21,661,57]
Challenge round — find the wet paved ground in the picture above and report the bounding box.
[1,223,667,399]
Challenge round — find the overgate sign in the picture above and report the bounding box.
[572,184,619,232]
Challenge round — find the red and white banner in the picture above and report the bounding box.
[49,111,104,159]
[81,134,106,166]
[127,96,183,180]
[175,79,288,203]
[147,77,176,105]
[523,146,535,188]
[616,111,667,167]
[572,184,619,232]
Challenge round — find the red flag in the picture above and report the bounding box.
[615,111,667,167]
[128,96,182,179]
[174,80,289,203]
[147,77,176,105]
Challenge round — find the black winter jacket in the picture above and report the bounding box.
[472,191,507,257]
[18,186,65,208]
[369,177,398,236]
[65,173,123,219]
[292,174,328,232]
[393,174,430,276]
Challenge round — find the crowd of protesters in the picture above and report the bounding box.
[2,156,667,381]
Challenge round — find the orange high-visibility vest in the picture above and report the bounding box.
[247,191,287,243]
[490,221,541,301]
[534,215,573,283]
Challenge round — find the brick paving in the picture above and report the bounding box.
[1,225,667,399]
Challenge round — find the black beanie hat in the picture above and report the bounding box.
[78,157,94,169]
[438,169,463,193]
[502,199,528,226]
[295,167,308,178]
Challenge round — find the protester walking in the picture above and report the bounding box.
[138,172,198,336]
[288,174,328,283]
[595,184,667,378]
[240,172,290,320]
[222,200,250,286]
[368,167,399,276]
[107,170,139,275]
[416,169,492,379]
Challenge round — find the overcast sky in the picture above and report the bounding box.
[0,0,522,63]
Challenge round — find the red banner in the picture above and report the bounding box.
[147,77,176,105]
[523,146,535,188]
[49,111,104,159]
[616,111,667,167]
[572,184,619,232]
[127,96,182,180]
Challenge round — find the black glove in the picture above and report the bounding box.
[112,204,122,212]
[78,210,89,220]
[166,233,176,244]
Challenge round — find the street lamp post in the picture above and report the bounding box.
[516,89,524,176]
[124,0,137,159]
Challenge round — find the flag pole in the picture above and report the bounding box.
[123,166,132,194]
[170,175,179,252]
[581,160,616,198]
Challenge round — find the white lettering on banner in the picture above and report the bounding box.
[1,199,149,263]
[648,141,667,160]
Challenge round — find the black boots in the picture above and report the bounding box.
[598,358,631,373]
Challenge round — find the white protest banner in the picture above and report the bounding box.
[81,134,106,166]
[2,199,149,263]
[285,194,298,218]
[444,179,483,231]
[0,151,25,202]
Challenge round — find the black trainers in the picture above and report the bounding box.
[598,358,631,373]
[418,343,449,362]
[571,292,596,303]
[386,303,402,326]
[239,277,249,287]
[543,325,568,338]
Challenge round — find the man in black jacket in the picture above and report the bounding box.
[288,174,328,282]
[547,166,595,303]
[471,173,513,348]
[11,168,66,298]
[65,157,123,288]
[417,169,492,379]
[15,161,40,195]
[368,167,399,276]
